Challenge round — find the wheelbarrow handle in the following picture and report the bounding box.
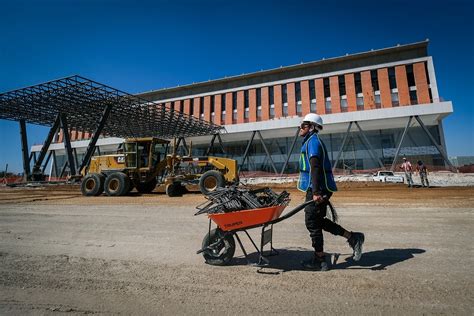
[269,195,328,225]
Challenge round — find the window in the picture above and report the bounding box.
[388,67,397,89]
[406,64,416,87]
[269,86,274,105]
[211,96,215,113]
[309,80,316,100]
[371,70,379,91]
[325,100,331,112]
[179,101,183,112]
[375,94,381,108]
[391,92,399,106]
[338,75,346,96]
[410,90,418,104]
[257,107,262,119]
[341,98,348,110]
[283,105,288,116]
[354,73,362,93]
[282,84,287,103]
[221,94,226,111]
[256,88,261,107]
[310,100,316,112]
[323,78,330,98]
[232,92,237,110]
[244,90,249,109]
[295,82,301,102]
[270,106,275,118]
[200,97,204,114]
[356,96,364,110]
[190,99,194,114]
[424,61,431,85]
[244,109,249,119]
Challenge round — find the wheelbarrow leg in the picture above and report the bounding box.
[234,233,252,265]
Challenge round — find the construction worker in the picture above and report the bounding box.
[416,160,430,188]
[400,157,414,187]
[298,113,365,271]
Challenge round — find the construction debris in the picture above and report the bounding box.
[195,186,290,215]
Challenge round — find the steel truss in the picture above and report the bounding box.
[0,75,223,180]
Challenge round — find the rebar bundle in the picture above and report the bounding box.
[195,186,290,215]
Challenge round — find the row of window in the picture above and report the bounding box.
[158,62,432,122]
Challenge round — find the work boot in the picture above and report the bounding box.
[348,232,365,261]
[301,254,329,271]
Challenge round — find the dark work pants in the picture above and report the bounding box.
[304,190,345,253]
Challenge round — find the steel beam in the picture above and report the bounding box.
[216,133,226,155]
[280,127,300,175]
[60,114,77,176]
[19,119,31,181]
[205,134,218,156]
[52,150,59,178]
[332,122,353,172]
[414,115,456,171]
[354,121,384,169]
[391,116,412,171]
[42,151,52,173]
[78,103,113,174]
[257,131,278,174]
[32,114,61,175]
[239,131,256,172]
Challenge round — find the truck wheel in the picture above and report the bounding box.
[81,173,105,196]
[199,170,225,195]
[166,182,182,197]
[136,178,157,194]
[104,172,130,196]
[201,228,235,266]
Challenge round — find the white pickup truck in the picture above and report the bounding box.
[372,171,404,183]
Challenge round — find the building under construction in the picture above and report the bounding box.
[1,40,454,178]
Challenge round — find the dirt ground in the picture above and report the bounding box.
[0,182,473,315]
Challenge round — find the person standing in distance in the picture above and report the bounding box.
[400,157,414,188]
[298,113,365,271]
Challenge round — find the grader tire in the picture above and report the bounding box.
[201,228,235,266]
[136,178,157,194]
[166,182,183,197]
[104,172,130,196]
[81,173,105,196]
[199,170,225,195]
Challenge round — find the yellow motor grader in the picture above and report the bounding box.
[80,137,238,197]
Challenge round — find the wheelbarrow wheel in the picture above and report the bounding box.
[202,228,235,266]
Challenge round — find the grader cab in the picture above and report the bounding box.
[80,137,238,197]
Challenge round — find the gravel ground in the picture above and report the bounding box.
[0,183,473,315]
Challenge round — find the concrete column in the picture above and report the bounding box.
[315,78,325,114]
[274,85,283,118]
[249,89,257,122]
[225,92,233,125]
[193,97,201,119]
[214,94,222,125]
[204,95,211,122]
[361,71,375,109]
[329,76,341,113]
[344,73,357,112]
[395,65,410,106]
[236,90,244,123]
[287,82,297,116]
[261,87,270,121]
[183,99,191,115]
[300,80,311,115]
[173,100,181,112]
[414,62,430,104]
[377,68,392,108]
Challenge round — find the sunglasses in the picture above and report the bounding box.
[300,123,311,129]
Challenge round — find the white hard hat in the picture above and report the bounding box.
[302,113,323,130]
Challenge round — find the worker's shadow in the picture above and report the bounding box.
[241,248,426,274]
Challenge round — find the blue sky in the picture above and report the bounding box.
[1,0,473,173]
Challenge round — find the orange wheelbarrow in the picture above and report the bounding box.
[196,199,315,266]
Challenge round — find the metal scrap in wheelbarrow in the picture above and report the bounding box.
[195,186,320,267]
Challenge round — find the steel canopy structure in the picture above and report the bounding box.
[0,75,224,180]
[0,75,222,138]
